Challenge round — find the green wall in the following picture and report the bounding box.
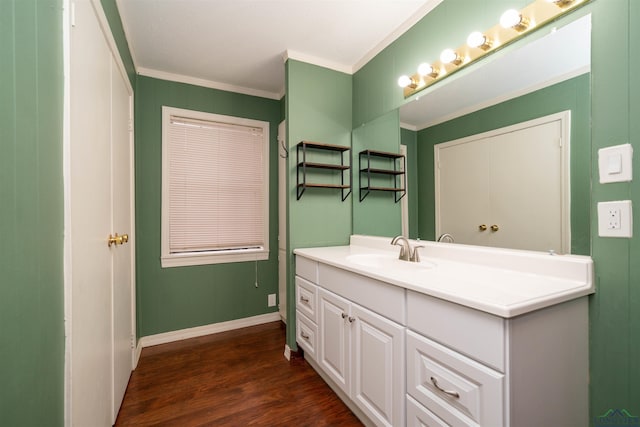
[100,0,136,88]
[416,73,591,255]
[352,110,402,236]
[285,59,353,348]
[589,0,640,418]
[0,0,65,425]
[134,76,281,337]
[353,0,640,422]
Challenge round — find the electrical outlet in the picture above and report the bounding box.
[268,294,276,307]
[608,208,621,229]
[598,200,633,237]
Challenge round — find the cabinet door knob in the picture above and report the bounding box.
[348,316,356,323]
[478,224,487,231]
[341,313,348,319]
[490,224,499,232]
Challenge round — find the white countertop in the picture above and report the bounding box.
[294,235,594,318]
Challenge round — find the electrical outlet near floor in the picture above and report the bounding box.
[598,200,633,237]
[268,294,276,307]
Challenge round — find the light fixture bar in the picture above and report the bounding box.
[402,0,590,98]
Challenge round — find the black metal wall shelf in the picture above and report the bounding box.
[359,149,406,202]
[297,141,351,201]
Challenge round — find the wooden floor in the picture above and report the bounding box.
[115,321,363,426]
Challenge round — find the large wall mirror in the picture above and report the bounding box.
[399,14,591,255]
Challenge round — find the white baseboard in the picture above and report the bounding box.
[138,312,282,349]
[283,344,291,361]
[134,341,142,369]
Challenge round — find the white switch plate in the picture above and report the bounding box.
[598,200,633,237]
[268,293,276,307]
[598,143,633,183]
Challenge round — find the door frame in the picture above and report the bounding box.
[63,0,137,424]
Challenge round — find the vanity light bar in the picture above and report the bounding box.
[399,0,590,97]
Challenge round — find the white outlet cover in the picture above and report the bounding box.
[598,200,633,237]
[268,293,277,307]
[598,144,633,183]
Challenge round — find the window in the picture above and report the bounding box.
[161,106,269,267]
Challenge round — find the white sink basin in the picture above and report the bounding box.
[346,253,435,270]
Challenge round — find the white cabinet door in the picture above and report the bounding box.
[318,288,351,396]
[351,304,405,427]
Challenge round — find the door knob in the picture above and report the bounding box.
[108,233,129,247]
[490,224,499,232]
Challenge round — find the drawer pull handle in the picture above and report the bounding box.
[300,296,309,303]
[430,376,460,399]
[301,331,310,340]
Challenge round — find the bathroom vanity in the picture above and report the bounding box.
[294,235,593,427]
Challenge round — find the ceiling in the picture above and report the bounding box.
[116,0,443,99]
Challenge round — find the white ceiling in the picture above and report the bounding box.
[116,0,443,99]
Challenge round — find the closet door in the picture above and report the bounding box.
[68,1,134,425]
[436,137,490,246]
[435,113,568,253]
[488,119,563,252]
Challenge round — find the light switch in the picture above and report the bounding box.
[608,153,622,174]
[598,200,633,238]
[599,144,633,183]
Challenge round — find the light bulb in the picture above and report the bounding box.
[546,0,574,6]
[417,63,438,78]
[500,9,528,31]
[397,75,413,88]
[467,31,491,50]
[440,49,462,65]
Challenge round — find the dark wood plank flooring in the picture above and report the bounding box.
[115,321,363,426]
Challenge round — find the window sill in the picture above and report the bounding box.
[161,249,269,268]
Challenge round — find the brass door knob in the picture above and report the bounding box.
[490,224,499,232]
[478,224,487,231]
[108,233,129,247]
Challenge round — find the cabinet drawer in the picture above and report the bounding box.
[407,330,504,427]
[296,311,318,360]
[296,256,318,283]
[296,276,318,323]
[406,395,449,427]
[407,291,504,371]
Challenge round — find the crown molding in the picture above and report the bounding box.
[137,67,282,100]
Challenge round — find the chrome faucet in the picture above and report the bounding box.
[437,233,454,243]
[391,236,411,261]
[391,236,424,262]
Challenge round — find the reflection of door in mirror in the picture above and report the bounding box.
[435,111,570,254]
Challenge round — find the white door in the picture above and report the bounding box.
[488,120,564,252]
[351,304,405,427]
[436,137,490,246]
[277,121,287,322]
[110,57,134,418]
[67,1,134,425]
[318,288,351,396]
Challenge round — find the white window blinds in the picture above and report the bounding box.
[162,108,269,266]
